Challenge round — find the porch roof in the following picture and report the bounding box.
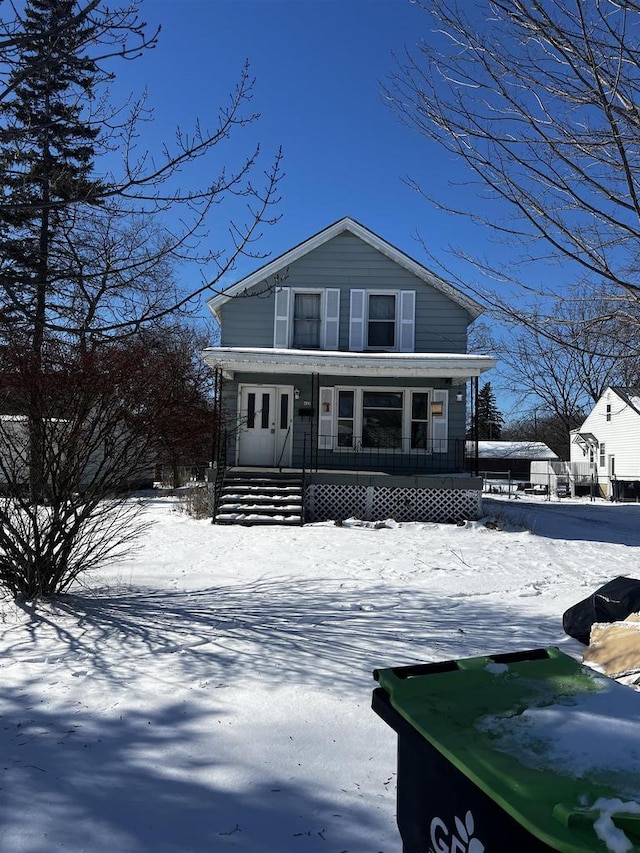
[202,346,496,381]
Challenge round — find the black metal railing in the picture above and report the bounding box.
[301,435,465,475]
[209,426,228,520]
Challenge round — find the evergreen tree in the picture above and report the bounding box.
[0,0,280,599]
[0,0,105,502]
[468,382,504,440]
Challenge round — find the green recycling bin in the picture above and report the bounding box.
[372,647,640,852]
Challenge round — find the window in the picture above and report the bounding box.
[260,393,270,429]
[599,442,606,468]
[367,294,396,348]
[337,390,355,448]
[247,393,256,428]
[292,292,321,349]
[411,393,429,449]
[606,403,612,422]
[274,287,340,350]
[323,387,447,452]
[349,289,415,352]
[362,391,403,448]
[280,393,289,430]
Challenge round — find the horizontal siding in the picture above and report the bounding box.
[219,232,470,353]
[571,390,640,478]
[221,373,466,469]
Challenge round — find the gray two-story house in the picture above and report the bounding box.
[203,217,495,523]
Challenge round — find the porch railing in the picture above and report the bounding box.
[303,435,465,475]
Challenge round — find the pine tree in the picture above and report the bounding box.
[0,1,280,598]
[0,0,105,503]
[468,382,504,440]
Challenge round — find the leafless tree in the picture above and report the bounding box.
[0,0,281,598]
[385,0,640,353]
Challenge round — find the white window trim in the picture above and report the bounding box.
[366,291,399,351]
[291,288,323,350]
[332,385,438,453]
[349,289,416,353]
[275,287,341,350]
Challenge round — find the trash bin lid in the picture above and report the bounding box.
[374,647,640,853]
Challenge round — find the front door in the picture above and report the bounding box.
[237,385,293,466]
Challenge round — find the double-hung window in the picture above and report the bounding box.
[274,287,340,350]
[349,289,415,352]
[292,292,321,349]
[367,294,396,349]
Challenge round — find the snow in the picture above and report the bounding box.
[2,493,640,852]
[477,673,640,793]
[466,439,558,459]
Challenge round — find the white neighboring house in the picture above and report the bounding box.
[570,386,640,501]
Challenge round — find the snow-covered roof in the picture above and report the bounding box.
[610,387,640,416]
[465,440,558,460]
[203,347,496,380]
[206,217,485,321]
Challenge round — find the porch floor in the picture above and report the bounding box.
[227,466,476,478]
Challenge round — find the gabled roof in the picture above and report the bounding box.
[610,386,640,417]
[206,216,484,320]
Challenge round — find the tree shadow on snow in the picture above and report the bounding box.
[4,577,568,693]
[486,497,640,545]
[0,682,387,853]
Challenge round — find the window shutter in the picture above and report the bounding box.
[273,287,290,348]
[399,290,415,352]
[318,386,334,450]
[323,288,340,350]
[349,289,365,351]
[432,389,449,453]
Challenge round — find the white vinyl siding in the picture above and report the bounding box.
[570,387,640,480]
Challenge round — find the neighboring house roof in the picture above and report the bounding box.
[609,386,640,417]
[465,440,558,460]
[206,216,485,321]
[203,347,495,380]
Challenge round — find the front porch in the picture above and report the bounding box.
[213,465,483,524]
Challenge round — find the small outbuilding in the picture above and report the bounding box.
[466,440,558,480]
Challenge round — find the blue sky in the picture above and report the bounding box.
[108,0,524,414]
[119,0,491,294]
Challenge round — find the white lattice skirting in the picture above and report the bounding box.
[305,484,482,523]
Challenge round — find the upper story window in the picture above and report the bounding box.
[606,403,612,422]
[273,287,340,350]
[292,292,321,348]
[367,294,396,348]
[349,289,415,352]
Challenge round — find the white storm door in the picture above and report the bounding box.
[238,386,277,466]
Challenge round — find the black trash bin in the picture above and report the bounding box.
[372,647,640,853]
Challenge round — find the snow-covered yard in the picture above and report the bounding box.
[1,494,640,852]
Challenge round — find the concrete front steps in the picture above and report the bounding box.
[215,472,304,526]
